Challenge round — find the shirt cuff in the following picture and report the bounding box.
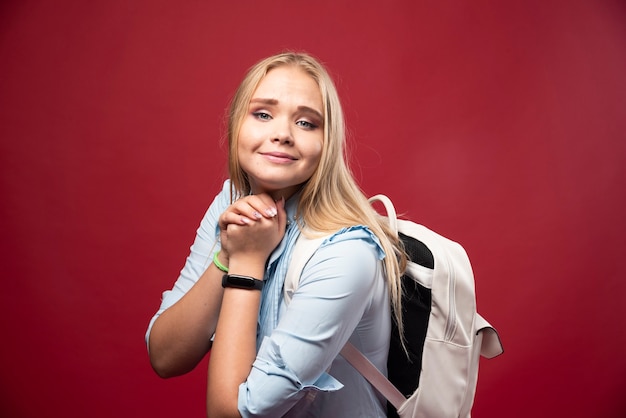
[238,338,343,416]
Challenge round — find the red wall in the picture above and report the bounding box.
[1,1,625,416]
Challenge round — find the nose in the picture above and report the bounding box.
[271,118,293,145]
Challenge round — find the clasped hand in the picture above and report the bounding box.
[218,194,287,266]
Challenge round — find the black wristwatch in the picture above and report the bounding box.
[222,274,264,290]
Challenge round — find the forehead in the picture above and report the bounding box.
[252,66,322,109]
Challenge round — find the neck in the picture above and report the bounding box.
[250,184,303,202]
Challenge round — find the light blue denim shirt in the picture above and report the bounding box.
[146,180,390,417]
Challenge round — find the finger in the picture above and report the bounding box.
[245,194,278,218]
[223,196,272,227]
[219,211,253,230]
[226,199,263,223]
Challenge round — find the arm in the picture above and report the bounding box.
[146,182,280,378]
[148,254,227,377]
[237,231,386,417]
[206,197,287,418]
[146,182,230,378]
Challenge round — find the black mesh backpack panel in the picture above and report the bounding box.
[387,232,433,417]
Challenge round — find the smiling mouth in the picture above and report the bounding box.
[261,152,297,163]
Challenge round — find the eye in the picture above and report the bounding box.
[253,111,271,121]
[296,120,318,130]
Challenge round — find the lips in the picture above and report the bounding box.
[261,151,297,163]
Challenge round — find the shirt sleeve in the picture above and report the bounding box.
[238,228,386,417]
[144,180,231,346]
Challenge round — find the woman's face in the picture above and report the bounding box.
[237,66,324,200]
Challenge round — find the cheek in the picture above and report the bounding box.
[237,138,258,162]
[305,138,324,160]
[237,118,263,148]
[304,142,324,176]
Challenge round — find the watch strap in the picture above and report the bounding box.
[221,274,264,290]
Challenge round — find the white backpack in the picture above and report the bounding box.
[284,195,503,417]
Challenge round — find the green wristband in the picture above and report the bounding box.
[213,251,229,273]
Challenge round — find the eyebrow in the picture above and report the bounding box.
[250,98,324,122]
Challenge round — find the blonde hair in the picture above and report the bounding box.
[227,51,407,337]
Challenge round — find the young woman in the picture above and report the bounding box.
[146,52,406,417]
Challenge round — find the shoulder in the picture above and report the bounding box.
[301,226,385,288]
[195,179,233,238]
[216,179,232,206]
[320,226,385,261]
[322,226,383,249]
[202,180,232,218]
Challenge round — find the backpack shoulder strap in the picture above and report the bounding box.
[284,230,327,305]
[339,195,407,409]
[340,342,407,410]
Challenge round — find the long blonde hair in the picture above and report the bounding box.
[227,51,407,336]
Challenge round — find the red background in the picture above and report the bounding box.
[1,0,625,416]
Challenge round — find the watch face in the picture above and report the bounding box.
[223,274,263,290]
[229,275,255,287]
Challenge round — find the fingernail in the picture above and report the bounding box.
[265,208,277,217]
[253,211,262,219]
[241,217,250,224]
